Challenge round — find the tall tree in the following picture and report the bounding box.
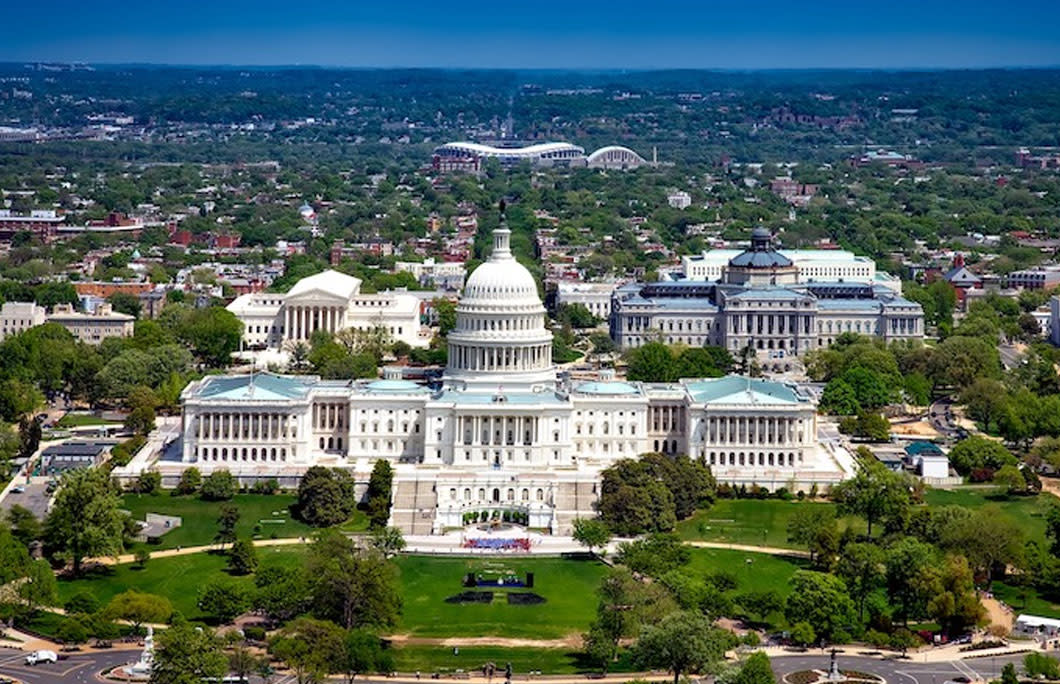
[633,611,731,684]
[44,468,125,574]
[214,504,240,548]
[784,571,858,643]
[366,459,393,529]
[305,529,402,630]
[830,461,911,538]
[268,618,346,684]
[573,518,612,558]
[150,620,227,684]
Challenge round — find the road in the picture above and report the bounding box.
[0,646,1033,684]
[0,480,51,519]
[928,398,962,438]
[998,343,1024,372]
[769,652,1027,684]
[0,646,136,684]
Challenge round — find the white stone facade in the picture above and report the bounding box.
[0,301,46,340]
[227,270,429,351]
[173,224,852,535]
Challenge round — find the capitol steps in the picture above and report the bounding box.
[389,477,437,536]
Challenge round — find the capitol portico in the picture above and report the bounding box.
[151,220,855,536]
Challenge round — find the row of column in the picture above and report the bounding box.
[731,313,811,336]
[285,305,346,341]
[650,405,684,433]
[889,317,920,335]
[459,415,540,446]
[196,412,293,441]
[313,403,347,430]
[452,343,549,372]
[703,414,808,445]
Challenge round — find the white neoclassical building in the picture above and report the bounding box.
[613,228,924,370]
[167,223,853,536]
[226,270,430,351]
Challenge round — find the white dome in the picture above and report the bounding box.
[444,224,554,391]
[461,229,539,304]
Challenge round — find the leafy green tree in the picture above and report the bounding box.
[734,652,776,684]
[176,467,202,495]
[784,571,857,643]
[268,618,346,684]
[573,518,612,558]
[366,459,393,529]
[835,542,885,620]
[200,469,237,501]
[625,342,676,382]
[151,619,227,684]
[786,506,838,565]
[830,461,911,538]
[214,504,240,548]
[1024,653,1060,680]
[557,303,598,328]
[615,533,690,578]
[296,466,356,527]
[44,467,125,574]
[253,565,310,622]
[633,611,731,684]
[598,458,677,535]
[228,538,258,575]
[993,465,1027,497]
[6,504,43,545]
[926,555,984,636]
[820,379,859,415]
[735,590,783,624]
[175,306,243,367]
[583,622,619,674]
[1001,663,1019,684]
[885,537,939,624]
[947,436,1017,475]
[305,529,402,629]
[367,526,405,558]
[197,578,250,623]
[343,629,391,680]
[788,621,816,647]
[104,590,173,629]
[107,292,142,318]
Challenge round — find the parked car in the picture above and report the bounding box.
[11,485,25,494]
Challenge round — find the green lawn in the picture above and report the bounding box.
[120,492,343,550]
[56,413,120,428]
[57,547,305,619]
[991,580,1060,619]
[394,556,608,639]
[922,488,1054,545]
[676,499,865,549]
[686,547,805,596]
[389,645,637,675]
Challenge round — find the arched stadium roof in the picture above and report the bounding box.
[586,145,647,165]
[434,141,585,158]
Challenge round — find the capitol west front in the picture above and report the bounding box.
[165,225,857,535]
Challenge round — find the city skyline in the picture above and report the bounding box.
[4,0,1060,69]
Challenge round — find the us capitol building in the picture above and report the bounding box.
[159,224,855,535]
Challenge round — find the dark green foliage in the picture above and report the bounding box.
[615,533,690,578]
[625,341,732,382]
[366,459,393,529]
[200,469,236,501]
[296,466,357,527]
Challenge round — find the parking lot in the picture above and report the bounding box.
[0,478,53,520]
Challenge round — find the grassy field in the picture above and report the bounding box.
[57,547,304,618]
[389,645,637,675]
[394,556,607,639]
[991,581,1060,619]
[675,499,865,548]
[922,488,1054,545]
[120,491,367,550]
[56,413,120,428]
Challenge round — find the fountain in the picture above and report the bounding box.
[781,649,884,684]
[113,626,154,680]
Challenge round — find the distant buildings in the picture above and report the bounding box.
[0,301,46,340]
[612,229,923,369]
[1008,266,1060,290]
[47,303,135,344]
[395,258,466,290]
[681,245,900,292]
[850,149,922,169]
[226,269,428,351]
[667,191,692,209]
[555,282,623,321]
[0,209,65,241]
[431,141,650,173]
[1015,147,1060,170]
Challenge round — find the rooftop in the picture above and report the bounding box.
[683,376,806,405]
[193,373,316,401]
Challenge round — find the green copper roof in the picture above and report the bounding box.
[574,381,641,396]
[196,373,315,401]
[684,376,803,405]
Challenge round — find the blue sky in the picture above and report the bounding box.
[4,0,1060,69]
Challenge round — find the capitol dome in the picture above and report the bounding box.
[444,221,554,390]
